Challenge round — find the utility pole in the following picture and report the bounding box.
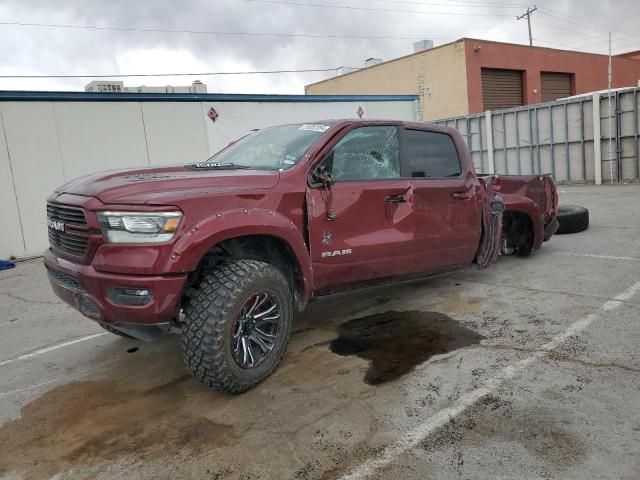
[517,6,537,46]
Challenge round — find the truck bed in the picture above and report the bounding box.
[478,174,557,223]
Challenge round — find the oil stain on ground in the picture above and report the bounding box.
[0,376,235,480]
[329,311,484,385]
[423,394,585,472]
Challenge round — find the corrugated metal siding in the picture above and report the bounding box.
[481,68,524,111]
[541,72,572,102]
[432,87,640,186]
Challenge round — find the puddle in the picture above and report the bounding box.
[329,311,484,385]
[0,377,235,480]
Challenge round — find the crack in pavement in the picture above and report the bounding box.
[0,274,24,282]
[0,291,59,306]
[458,278,640,306]
[482,344,640,374]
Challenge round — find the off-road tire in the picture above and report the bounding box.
[99,323,135,339]
[182,259,293,394]
[556,205,589,234]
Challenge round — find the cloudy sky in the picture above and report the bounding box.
[0,0,638,94]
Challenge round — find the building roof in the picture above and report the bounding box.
[0,90,419,103]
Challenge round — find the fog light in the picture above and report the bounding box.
[107,287,153,306]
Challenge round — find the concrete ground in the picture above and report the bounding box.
[1,184,639,480]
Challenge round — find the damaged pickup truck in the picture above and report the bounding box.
[44,120,558,393]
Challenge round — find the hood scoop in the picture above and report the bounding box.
[123,173,174,181]
[185,162,251,171]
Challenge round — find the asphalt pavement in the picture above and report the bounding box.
[0,185,639,480]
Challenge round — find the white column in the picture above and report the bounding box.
[485,110,495,174]
[592,93,602,185]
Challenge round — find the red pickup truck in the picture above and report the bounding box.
[45,120,558,393]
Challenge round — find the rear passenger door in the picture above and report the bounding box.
[402,128,482,270]
[306,125,417,292]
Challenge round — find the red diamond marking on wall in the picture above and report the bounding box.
[207,107,219,122]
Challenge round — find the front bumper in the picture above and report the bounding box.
[44,248,187,325]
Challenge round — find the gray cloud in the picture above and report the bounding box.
[0,0,637,93]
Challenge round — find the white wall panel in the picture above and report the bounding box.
[201,101,415,155]
[142,102,209,166]
[53,102,148,178]
[0,108,26,258]
[1,102,65,256]
[364,100,417,121]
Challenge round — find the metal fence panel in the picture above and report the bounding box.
[432,86,640,184]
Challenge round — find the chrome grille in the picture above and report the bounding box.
[47,202,89,256]
[47,203,86,225]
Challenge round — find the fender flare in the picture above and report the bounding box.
[501,194,544,250]
[164,208,314,302]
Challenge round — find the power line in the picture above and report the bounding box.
[0,68,356,79]
[536,9,603,33]
[531,17,640,50]
[534,19,602,38]
[244,0,513,16]
[343,0,524,9]
[538,7,640,44]
[370,0,527,6]
[587,36,640,55]
[537,7,610,32]
[0,21,455,41]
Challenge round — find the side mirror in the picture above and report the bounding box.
[310,163,335,187]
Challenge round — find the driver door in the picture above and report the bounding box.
[305,125,417,293]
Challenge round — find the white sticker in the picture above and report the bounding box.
[299,124,330,132]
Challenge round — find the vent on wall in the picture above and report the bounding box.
[413,40,434,52]
[336,66,356,76]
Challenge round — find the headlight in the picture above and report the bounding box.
[97,211,182,244]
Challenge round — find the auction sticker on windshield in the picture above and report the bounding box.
[299,124,330,132]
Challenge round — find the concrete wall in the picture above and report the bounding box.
[422,41,468,120]
[0,93,417,259]
[305,41,468,121]
[305,53,421,96]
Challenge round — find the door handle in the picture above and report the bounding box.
[385,194,407,203]
[451,192,471,200]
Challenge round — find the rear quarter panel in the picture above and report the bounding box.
[486,174,558,249]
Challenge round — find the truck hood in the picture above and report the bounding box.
[54,165,280,205]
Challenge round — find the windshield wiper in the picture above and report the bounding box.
[185,162,251,171]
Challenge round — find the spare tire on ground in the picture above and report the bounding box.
[556,205,589,234]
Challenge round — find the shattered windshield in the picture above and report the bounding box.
[205,123,331,170]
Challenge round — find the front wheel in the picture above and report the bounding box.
[182,259,293,394]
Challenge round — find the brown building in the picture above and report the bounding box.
[305,38,640,121]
